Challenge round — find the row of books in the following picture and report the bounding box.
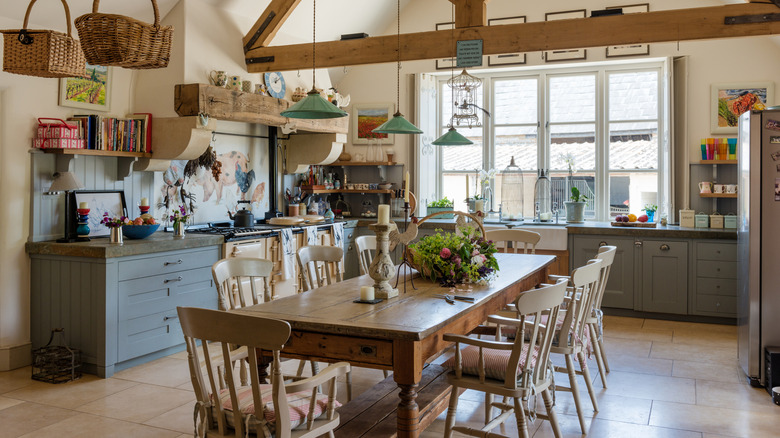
[67,113,152,153]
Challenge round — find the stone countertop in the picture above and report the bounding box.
[26,232,224,258]
[566,222,737,240]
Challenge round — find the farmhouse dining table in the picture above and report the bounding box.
[237,252,555,438]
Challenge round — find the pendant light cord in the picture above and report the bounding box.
[312,0,316,89]
[396,0,400,113]
[449,2,455,128]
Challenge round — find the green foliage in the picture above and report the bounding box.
[427,197,454,208]
[408,227,499,286]
[570,186,589,202]
[642,204,658,212]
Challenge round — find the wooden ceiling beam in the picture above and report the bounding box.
[245,3,780,73]
[449,0,489,28]
[242,0,301,53]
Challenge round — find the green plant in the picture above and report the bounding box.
[408,227,499,286]
[427,197,454,208]
[642,204,658,213]
[569,187,589,203]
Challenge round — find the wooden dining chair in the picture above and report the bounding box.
[442,280,568,438]
[297,245,344,292]
[178,306,350,438]
[485,229,542,254]
[355,235,376,275]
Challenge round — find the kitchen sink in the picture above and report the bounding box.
[482,222,568,251]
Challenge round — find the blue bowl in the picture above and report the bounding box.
[122,224,160,239]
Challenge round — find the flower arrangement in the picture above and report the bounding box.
[101,212,129,228]
[166,205,192,227]
[409,227,499,286]
[427,197,454,208]
[642,204,657,213]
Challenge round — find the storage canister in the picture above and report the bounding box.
[710,212,724,229]
[695,212,710,228]
[679,209,695,228]
[724,213,738,229]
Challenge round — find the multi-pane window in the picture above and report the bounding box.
[435,61,665,221]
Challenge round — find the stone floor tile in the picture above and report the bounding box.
[650,342,736,364]
[17,412,180,438]
[0,401,78,438]
[0,367,34,395]
[143,401,196,435]
[113,357,191,388]
[601,336,653,358]
[593,370,696,404]
[672,359,742,384]
[649,400,779,437]
[605,353,673,376]
[3,374,137,409]
[0,396,24,412]
[76,383,194,423]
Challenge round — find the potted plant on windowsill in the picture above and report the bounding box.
[642,204,658,222]
[565,187,588,223]
[427,197,455,219]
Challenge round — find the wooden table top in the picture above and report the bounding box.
[237,253,555,341]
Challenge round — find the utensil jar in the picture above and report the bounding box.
[109,227,123,244]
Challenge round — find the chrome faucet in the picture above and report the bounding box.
[553,202,559,224]
[534,201,540,223]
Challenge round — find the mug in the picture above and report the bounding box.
[713,184,725,194]
[288,204,299,217]
[254,83,266,95]
[229,75,241,90]
[726,184,738,194]
[209,70,227,87]
[699,181,712,194]
[242,80,252,93]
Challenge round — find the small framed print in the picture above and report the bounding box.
[605,4,650,58]
[435,22,457,70]
[351,103,395,145]
[59,63,111,112]
[775,178,780,201]
[771,136,780,144]
[776,163,780,172]
[488,16,527,66]
[544,10,587,62]
[711,82,773,134]
[71,190,127,236]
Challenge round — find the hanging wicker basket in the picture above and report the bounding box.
[75,0,174,69]
[1,0,88,78]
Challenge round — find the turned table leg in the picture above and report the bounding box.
[397,383,420,437]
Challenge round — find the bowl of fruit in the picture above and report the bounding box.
[122,217,159,239]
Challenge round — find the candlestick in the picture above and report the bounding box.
[140,197,149,207]
[360,286,375,301]
[79,201,88,209]
[475,200,484,214]
[368,222,399,299]
[377,204,390,224]
[394,201,417,293]
[404,171,410,202]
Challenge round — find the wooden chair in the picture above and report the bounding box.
[297,245,344,292]
[485,229,542,254]
[178,306,350,438]
[550,259,603,434]
[355,235,376,275]
[442,280,568,438]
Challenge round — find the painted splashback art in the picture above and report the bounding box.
[157,136,269,224]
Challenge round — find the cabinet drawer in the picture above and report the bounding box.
[696,260,737,279]
[696,277,737,297]
[118,248,219,281]
[696,242,737,262]
[118,268,214,320]
[695,294,737,316]
[117,308,180,362]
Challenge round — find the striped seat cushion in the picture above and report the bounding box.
[442,344,539,381]
[213,384,340,431]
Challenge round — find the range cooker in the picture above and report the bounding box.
[167,220,332,242]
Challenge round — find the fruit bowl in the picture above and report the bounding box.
[122,224,160,239]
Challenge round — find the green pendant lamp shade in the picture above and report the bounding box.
[280,90,348,119]
[432,126,473,145]
[373,112,423,134]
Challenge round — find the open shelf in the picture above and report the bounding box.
[42,149,152,158]
[700,193,737,198]
[328,161,398,166]
[699,160,737,165]
[302,189,395,195]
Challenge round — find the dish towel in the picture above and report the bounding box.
[304,226,319,246]
[279,228,296,280]
[330,222,345,274]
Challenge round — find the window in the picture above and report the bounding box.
[433,61,666,221]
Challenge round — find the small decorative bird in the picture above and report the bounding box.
[389,216,419,251]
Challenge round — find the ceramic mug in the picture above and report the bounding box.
[209,70,227,87]
[713,184,725,194]
[726,184,738,194]
[254,83,266,95]
[242,80,252,93]
[699,181,713,194]
[229,75,241,90]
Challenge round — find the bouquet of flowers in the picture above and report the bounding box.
[166,205,192,227]
[408,227,499,286]
[101,212,129,228]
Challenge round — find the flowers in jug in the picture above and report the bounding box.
[166,205,192,227]
[101,212,128,228]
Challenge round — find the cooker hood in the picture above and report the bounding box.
[133,116,217,172]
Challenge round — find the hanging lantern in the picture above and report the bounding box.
[501,156,524,221]
[448,69,482,128]
[534,169,552,222]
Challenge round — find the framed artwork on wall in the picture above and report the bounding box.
[544,10,587,62]
[72,190,127,236]
[435,22,456,70]
[606,4,650,58]
[488,16,527,66]
[351,103,395,145]
[59,63,111,112]
[711,82,774,134]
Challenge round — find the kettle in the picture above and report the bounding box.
[228,201,254,227]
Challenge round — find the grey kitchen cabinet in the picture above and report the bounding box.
[641,240,689,314]
[30,245,220,377]
[570,235,635,309]
[690,241,737,317]
[343,225,359,279]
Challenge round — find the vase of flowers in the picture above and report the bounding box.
[642,204,657,222]
[408,226,499,286]
[565,187,588,223]
[101,212,128,244]
[167,205,192,238]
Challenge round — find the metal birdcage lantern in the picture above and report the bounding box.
[500,156,524,221]
[448,69,482,128]
[32,328,81,384]
[534,169,552,222]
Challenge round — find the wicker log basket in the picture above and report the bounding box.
[405,210,486,277]
[75,0,174,69]
[1,0,88,78]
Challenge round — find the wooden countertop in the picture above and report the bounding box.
[25,232,224,258]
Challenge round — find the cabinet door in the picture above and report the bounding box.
[641,240,688,314]
[343,226,359,279]
[571,235,635,309]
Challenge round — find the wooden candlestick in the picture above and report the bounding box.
[368,222,399,299]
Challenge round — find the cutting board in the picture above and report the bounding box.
[268,216,305,226]
[301,215,325,223]
[610,221,657,228]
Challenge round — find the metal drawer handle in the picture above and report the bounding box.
[599,241,607,247]
[164,259,183,266]
[163,315,178,321]
[348,233,354,239]
[231,247,242,257]
[716,268,721,272]
[660,244,670,251]
[164,276,183,283]
[634,241,643,247]
[348,245,354,250]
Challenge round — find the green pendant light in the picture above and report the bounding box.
[280,0,348,120]
[372,0,423,135]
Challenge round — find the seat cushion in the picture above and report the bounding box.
[213,384,340,431]
[442,344,539,381]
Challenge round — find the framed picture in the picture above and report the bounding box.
[606,4,650,58]
[711,82,774,134]
[544,10,587,62]
[59,63,111,111]
[351,103,395,145]
[72,190,127,237]
[488,16,527,66]
[435,22,457,70]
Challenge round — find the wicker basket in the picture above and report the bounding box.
[406,210,486,277]
[75,0,174,69]
[1,0,87,78]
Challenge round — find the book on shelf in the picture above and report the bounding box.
[67,113,153,153]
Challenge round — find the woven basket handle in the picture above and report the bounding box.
[92,0,161,27]
[22,0,73,37]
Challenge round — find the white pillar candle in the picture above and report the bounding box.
[465,175,469,200]
[140,197,149,206]
[360,286,375,301]
[78,202,88,209]
[377,204,390,224]
[475,200,484,214]
[404,171,410,202]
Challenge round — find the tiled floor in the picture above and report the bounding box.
[0,316,776,437]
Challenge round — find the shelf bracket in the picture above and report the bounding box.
[54,154,75,173]
[117,157,139,179]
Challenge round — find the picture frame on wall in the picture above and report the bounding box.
[488,16,527,66]
[72,190,127,237]
[544,10,587,62]
[58,63,111,112]
[710,82,774,134]
[606,4,650,58]
[351,103,395,145]
[435,22,456,70]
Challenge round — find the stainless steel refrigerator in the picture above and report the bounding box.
[737,109,780,387]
